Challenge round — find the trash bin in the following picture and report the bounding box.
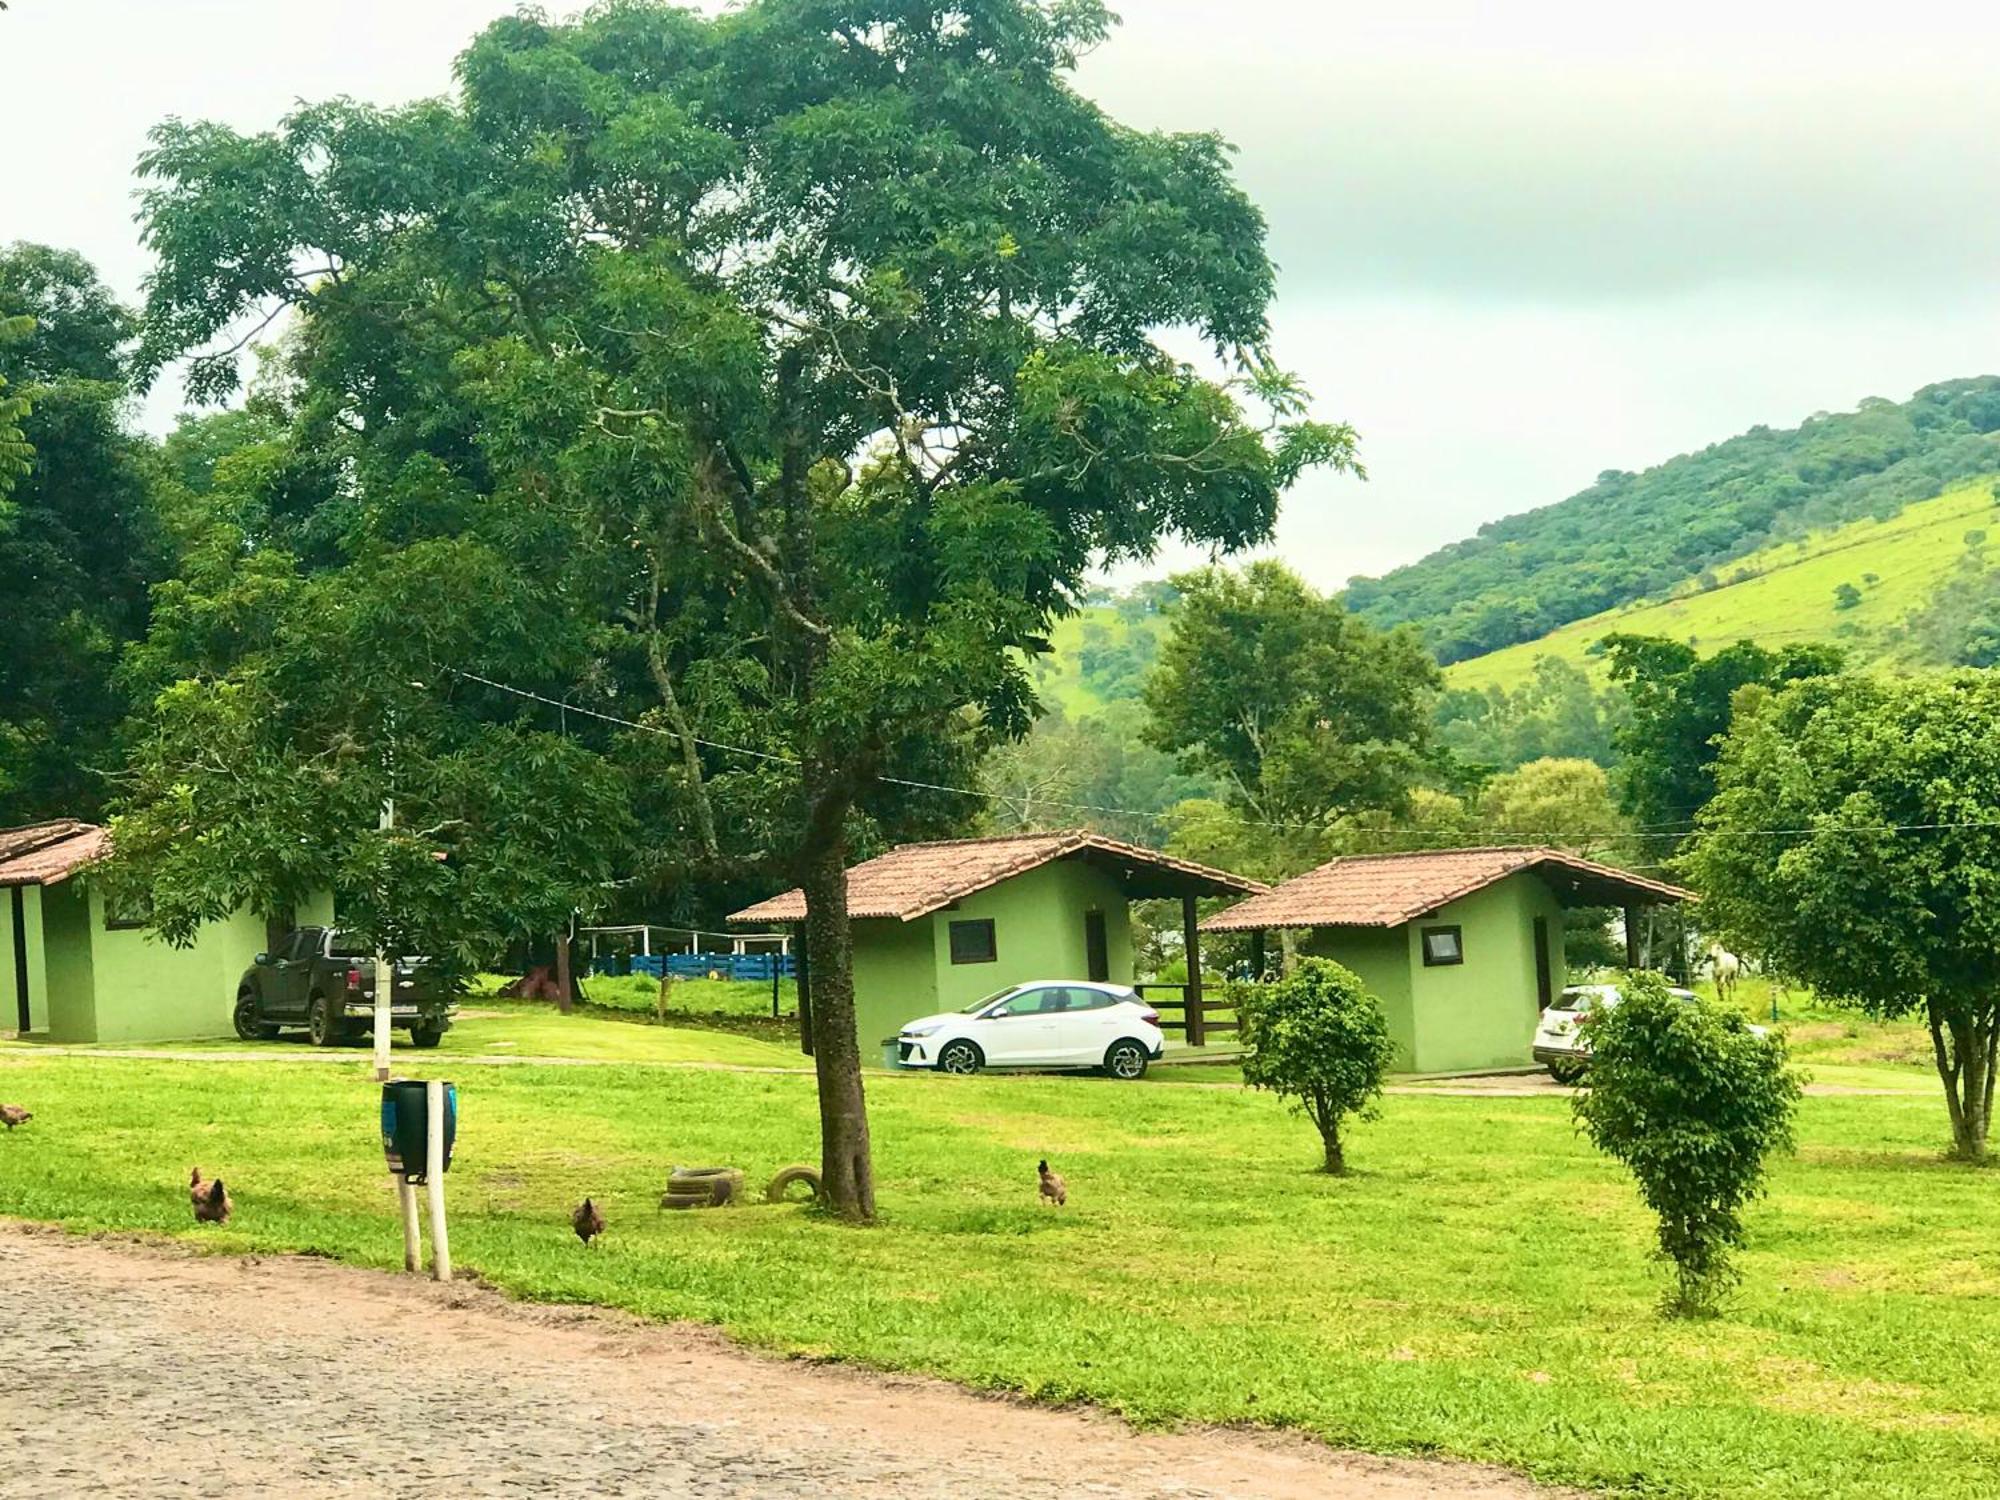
[381,1079,456,1182]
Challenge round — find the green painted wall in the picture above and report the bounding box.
[1299,872,1568,1074]
[81,889,270,1044]
[1405,873,1567,1074]
[1302,925,1417,1070]
[851,915,939,1055]
[40,883,96,1041]
[850,856,1139,1065]
[1,885,50,1033]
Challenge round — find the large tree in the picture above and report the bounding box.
[128,0,1350,1219]
[0,244,167,824]
[1687,671,2000,1160]
[1143,560,1437,873]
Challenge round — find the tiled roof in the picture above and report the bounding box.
[0,820,107,888]
[729,829,1265,924]
[1200,846,1690,931]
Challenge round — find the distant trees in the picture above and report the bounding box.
[1240,958,1397,1174]
[1831,582,1862,611]
[1144,562,1438,873]
[1573,972,1801,1317]
[1434,656,1623,773]
[1689,672,2000,1161]
[1477,757,1626,857]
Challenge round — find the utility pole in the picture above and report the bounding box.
[374,797,393,1082]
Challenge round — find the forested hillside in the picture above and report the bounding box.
[1343,378,2000,663]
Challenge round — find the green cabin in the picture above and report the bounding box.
[730,830,1264,1060]
[1,820,334,1044]
[1203,847,1690,1074]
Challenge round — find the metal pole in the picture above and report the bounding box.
[373,799,394,1083]
[424,1079,451,1283]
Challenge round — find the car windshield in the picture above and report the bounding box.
[1554,989,1604,1013]
[327,933,372,959]
[961,986,1021,1015]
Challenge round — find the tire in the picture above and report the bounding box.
[1549,1059,1585,1085]
[1104,1038,1149,1080]
[233,990,278,1042]
[936,1040,983,1076]
[409,1023,444,1049]
[764,1164,822,1205]
[307,992,343,1048]
[662,1166,744,1209]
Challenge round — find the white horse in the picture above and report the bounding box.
[1706,945,1742,1003]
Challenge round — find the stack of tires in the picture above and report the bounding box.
[660,1166,745,1209]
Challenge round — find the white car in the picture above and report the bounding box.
[894,981,1166,1079]
[1533,982,1763,1081]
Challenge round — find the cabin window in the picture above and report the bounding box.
[103,891,152,932]
[948,918,998,965]
[1420,925,1463,966]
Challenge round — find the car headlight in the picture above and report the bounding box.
[903,1024,941,1038]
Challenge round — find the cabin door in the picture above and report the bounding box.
[1084,910,1110,983]
[1533,916,1554,1011]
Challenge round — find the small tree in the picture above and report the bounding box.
[1572,972,1801,1317]
[1239,958,1397,1173]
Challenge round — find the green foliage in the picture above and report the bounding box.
[1605,634,1844,841]
[1143,562,1437,868]
[1347,379,2000,662]
[1687,671,2000,1159]
[1239,958,1397,1172]
[1476,756,1626,855]
[1572,972,1801,1317]
[1832,581,1862,611]
[979,699,1219,845]
[1434,656,1624,772]
[0,245,168,824]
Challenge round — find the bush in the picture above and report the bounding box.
[1832,581,1863,611]
[1572,972,1802,1317]
[1239,959,1396,1174]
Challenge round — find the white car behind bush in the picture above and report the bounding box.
[1534,981,1764,1081]
[894,981,1166,1079]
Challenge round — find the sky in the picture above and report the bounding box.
[5,0,1999,590]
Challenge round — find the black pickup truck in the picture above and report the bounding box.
[234,926,454,1048]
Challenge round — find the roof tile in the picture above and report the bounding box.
[0,820,107,888]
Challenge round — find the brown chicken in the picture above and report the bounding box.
[0,1104,31,1130]
[1037,1159,1067,1208]
[572,1197,605,1245]
[189,1167,231,1225]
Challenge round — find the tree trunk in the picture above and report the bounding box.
[1927,1001,1997,1161]
[554,930,573,1016]
[1322,1127,1345,1175]
[797,815,876,1223]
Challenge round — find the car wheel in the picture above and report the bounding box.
[1104,1038,1149,1080]
[307,992,343,1048]
[937,1040,983,1075]
[233,990,279,1041]
[409,1023,444,1049]
[1549,1059,1585,1085]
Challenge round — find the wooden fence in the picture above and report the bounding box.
[1134,981,1241,1047]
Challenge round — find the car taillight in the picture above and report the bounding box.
[346,967,363,991]
[1139,1008,1160,1025]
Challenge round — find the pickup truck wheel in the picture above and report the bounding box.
[409,1023,444,1049]
[307,992,343,1048]
[233,991,279,1042]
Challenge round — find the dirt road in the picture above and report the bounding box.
[0,1224,1558,1499]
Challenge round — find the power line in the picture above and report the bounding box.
[435,667,2000,849]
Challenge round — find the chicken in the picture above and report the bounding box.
[189,1167,231,1225]
[572,1197,605,1245]
[0,1104,31,1131]
[1037,1159,1067,1208]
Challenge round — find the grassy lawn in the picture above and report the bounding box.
[0,1006,1996,1498]
[577,972,797,1021]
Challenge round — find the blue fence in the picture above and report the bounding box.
[591,952,796,982]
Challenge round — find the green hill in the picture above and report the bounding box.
[1447,475,2000,692]
[1344,378,2000,665]
[1028,589,1173,717]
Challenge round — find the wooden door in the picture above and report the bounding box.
[1084,910,1110,982]
[1533,916,1554,1011]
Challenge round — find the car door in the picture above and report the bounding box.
[1043,987,1110,1065]
[269,928,322,1019]
[979,986,1062,1065]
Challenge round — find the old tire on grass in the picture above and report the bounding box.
[764,1165,822,1205]
[307,992,343,1048]
[234,990,279,1042]
[936,1040,983,1076]
[1103,1038,1149,1080]
[661,1166,745,1209]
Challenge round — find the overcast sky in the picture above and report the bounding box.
[5,0,1998,589]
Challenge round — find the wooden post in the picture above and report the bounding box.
[424,1080,451,1283]
[796,923,813,1056]
[1624,905,1642,969]
[395,1174,421,1273]
[1182,892,1205,1048]
[1249,928,1268,982]
[771,949,781,1019]
[554,928,573,1015]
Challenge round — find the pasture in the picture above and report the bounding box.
[0,1003,1994,1498]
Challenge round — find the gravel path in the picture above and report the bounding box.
[0,1224,1558,1499]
